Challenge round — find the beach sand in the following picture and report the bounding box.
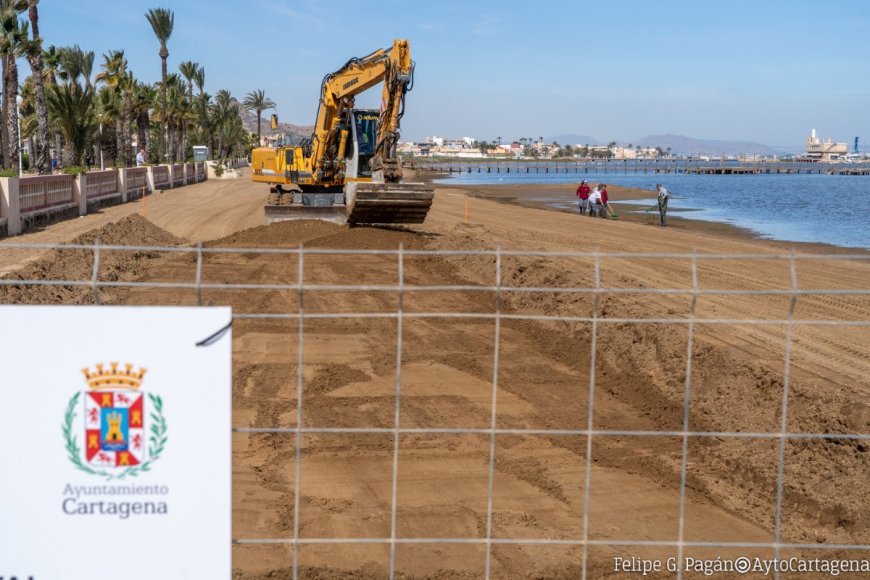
[2,169,867,578]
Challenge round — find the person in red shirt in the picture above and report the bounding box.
[576,180,591,215]
[598,183,610,218]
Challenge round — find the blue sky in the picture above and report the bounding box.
[36,0,870,148]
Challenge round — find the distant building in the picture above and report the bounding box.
[612,147,638,160]
[805,129,847,161]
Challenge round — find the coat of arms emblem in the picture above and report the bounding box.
[63,363,168,480]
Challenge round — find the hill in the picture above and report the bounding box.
[240,109,313,142]
[631,134,777,156]
[545,132,779,155]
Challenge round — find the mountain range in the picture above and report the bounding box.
[548,133,779,156]
[239,117,783,156]
[240,109,312,141]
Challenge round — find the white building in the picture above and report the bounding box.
[805,129,847,161]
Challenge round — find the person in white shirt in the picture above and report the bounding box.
[587,187,602,217]
[656,183,670,226]
[136,148,146,167]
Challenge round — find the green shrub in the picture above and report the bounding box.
[213,163,225,177]
[0,168,16,177]
[61,166,87,175]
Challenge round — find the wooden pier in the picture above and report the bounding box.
[405,159,870,176]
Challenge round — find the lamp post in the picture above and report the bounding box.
[16,94,23,176]
[99,119,105,170]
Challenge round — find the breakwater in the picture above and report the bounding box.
[408,158,870,176]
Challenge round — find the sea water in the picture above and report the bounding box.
[435,172,870,250]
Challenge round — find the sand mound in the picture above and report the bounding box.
[207,219,429,251]
[0,215,185,305]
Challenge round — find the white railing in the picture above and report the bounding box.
[19,175,76,213]
[126,167,148,196]
[85,170,119,199]
[152,165,170,188]
[2,164,208,236]
[172,164,184,187]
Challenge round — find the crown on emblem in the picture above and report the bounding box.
[81,362,146,391]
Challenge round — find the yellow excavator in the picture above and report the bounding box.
[251,39,433,225]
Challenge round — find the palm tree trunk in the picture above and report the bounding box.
[5,54,21,173]
[28,0,50,174]
[62,142,75,167]
[160,52,168,162]
[1,54,10,169]
[168,115,176,162]
[31,56,50,174]
[200,95,208,154]
[54,133,63,169]
[116,119,124,166]
[123,93,133,166]
[137,111,148,158]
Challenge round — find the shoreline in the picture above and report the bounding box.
[416,172,868,255]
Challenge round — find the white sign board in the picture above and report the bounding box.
[0,306,232,580]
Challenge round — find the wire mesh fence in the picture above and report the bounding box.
[2,241,869,579]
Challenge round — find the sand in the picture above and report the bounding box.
[1,169,867,579]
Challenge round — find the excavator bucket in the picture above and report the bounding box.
[263,183,434,226]
[345,182,434,225]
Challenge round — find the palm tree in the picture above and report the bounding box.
[0,0,28,172]
[18,75,35,166]
[57,45,94,90]
[96,85,119,164]
[166,75,186,161]
[42,43,62,164]
[49,45,95,168]
[21,0,48,173]
[47,82,95,166]
[133,81,155,161]
[145,7,173,162]
[178,60,198,106]
[211,89,240,160]
[96,49,134,166]
[242,89,275,147]
[192,66,207,143]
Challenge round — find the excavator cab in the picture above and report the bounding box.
[344,109,378,179]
